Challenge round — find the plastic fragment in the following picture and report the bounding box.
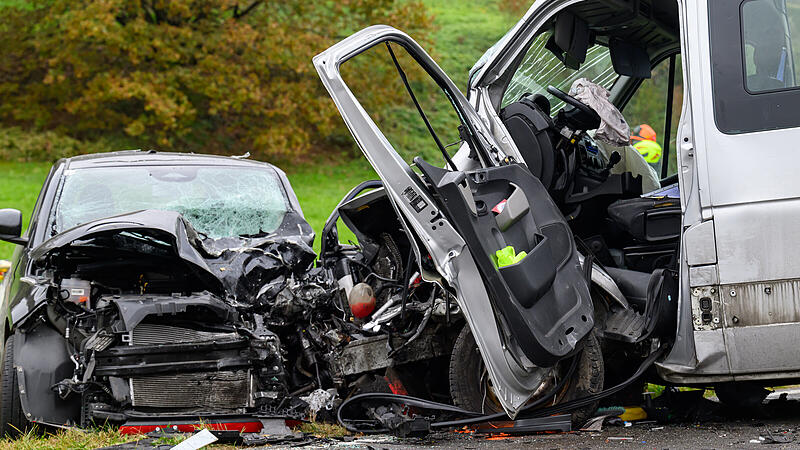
[171,429,218,450]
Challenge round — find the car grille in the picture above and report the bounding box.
[131,370,252,410]
[131,323,239,346]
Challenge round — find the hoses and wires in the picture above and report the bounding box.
[337,344,667,433]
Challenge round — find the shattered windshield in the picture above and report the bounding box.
[502,31,618,110]
[53,165,290,239]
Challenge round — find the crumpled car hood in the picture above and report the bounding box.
[31,209,317,302]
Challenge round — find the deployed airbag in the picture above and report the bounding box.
[568,78,629,146]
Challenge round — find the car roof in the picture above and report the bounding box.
[63,149,280,170]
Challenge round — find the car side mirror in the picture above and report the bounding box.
[0,209,27,245]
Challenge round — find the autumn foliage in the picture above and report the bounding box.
[0,1,434,161]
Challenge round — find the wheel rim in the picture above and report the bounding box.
[476,349,573,414]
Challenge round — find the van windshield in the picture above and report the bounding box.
[502,31,618,111]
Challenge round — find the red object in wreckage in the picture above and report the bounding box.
[348,282,376,318]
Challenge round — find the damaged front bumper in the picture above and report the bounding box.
[82,294,288,421]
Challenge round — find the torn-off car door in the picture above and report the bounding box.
[313,25,595,418]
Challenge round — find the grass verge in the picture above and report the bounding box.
[0,427,141,450]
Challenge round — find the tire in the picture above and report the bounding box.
[449,325,604,427]
[714,381,769,409]
[599,340,647,406]
[0,334,29,437]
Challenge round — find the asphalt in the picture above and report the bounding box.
[261,388,800,449]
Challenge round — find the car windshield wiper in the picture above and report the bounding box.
[385,42,458,171]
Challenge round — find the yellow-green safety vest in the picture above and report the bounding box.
[633,139,662,163]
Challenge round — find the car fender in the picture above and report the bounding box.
[12,326,80,426]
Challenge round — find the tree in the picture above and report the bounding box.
[0,1,434,161]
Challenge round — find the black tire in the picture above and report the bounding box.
[449,325,604,427]
[599,340,647,406]
[0,334,29,437]
[714,381,769,409]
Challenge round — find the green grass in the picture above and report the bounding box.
[0,0,33,10]
[0,162,50,262]
[0,427,142,450]
[425,0,520,90]
[0,421,348,448]
[285,159,377,252]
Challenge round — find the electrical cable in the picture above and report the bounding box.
[337,356,576,433]
[337,344,666,432]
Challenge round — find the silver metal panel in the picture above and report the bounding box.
[657,329,731,383]
[704,131,800,207]
[724,323,800,374]
[683,220,716,266]
[721,279,800,327]
[684,0,800,380]
[313,26,556,418]
[689,265,717,287]
[690,0,800,286]
[714,200,800,285]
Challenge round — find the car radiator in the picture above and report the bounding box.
[131,323,239,346]
[130,370,252,409]
[128,323,253,410]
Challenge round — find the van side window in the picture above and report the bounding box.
[742,0,800,93]
[709,0,800,133]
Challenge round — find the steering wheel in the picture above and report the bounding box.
[546,85,600,121]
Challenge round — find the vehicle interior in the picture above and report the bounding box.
[490,0,683,336]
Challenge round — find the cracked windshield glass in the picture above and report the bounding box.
[53,166,289,238]
[503,31,618,110]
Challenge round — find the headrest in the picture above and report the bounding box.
[609,39,652,79]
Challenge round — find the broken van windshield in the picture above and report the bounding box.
[503,31,617,110]
[53,165,289,239]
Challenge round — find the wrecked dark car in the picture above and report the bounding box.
[0,151,459,435]
[0,152,319,433]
